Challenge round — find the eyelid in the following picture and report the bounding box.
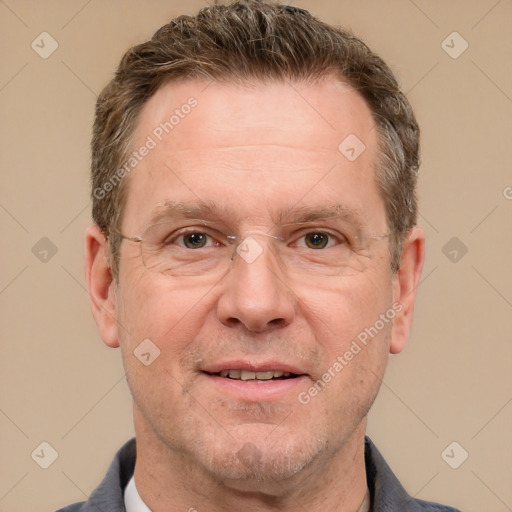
[164,227,224,246]
[290,229,346,247]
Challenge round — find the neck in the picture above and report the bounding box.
[133,412,369,512]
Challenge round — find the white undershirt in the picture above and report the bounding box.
[124,475,152,512]
[124,475,371,512]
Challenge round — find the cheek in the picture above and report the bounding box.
[295,267,394,346]
[116,275,214,417]
[116,271,216,362]
[293,268,394,403]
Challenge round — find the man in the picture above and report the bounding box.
[59,1,460,510]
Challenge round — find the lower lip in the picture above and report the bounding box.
[202,373,310,400]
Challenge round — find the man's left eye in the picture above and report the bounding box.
[301,232,335,249]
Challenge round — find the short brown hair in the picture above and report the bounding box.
[92,0,420,277]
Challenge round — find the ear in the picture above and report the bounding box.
[390,226,425,354]
[85,224,119,348]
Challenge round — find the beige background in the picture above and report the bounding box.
[1,1,511,511]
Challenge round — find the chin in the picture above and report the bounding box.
[195,425,328,485]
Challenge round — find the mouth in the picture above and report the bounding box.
[200,362,308,400]
[205,369,301,381]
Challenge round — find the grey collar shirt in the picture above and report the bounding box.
[56,437,461,512]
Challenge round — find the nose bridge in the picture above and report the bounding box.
[234,231,279,263]
[216,233,295,332]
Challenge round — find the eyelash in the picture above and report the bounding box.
[293,231,338,249]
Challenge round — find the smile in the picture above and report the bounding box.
[200,362,308,399]
[211,369,299,381]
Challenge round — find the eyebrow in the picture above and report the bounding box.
[274,204,365,229]
[148,200,220,225]
[147,200,366,232]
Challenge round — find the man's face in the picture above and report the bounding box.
[111,78,400,483]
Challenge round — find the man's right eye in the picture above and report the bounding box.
[164,230,225,249]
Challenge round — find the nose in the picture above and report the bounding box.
[216,237,296,333]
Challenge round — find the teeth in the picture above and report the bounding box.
[218,369,292,380]
[255,371,274,380]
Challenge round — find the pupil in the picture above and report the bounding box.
[184,233,207,248]
[306,233,328,249]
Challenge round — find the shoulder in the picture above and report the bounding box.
[55,438,136,512]
[412,499,461,511]
[364,437,461,512]
[55,505,84,512]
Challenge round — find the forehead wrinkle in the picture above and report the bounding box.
[147,200,366,232]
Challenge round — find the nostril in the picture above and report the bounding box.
[222,316,288,332]
[268,318,286,327]
[224,317,241,328]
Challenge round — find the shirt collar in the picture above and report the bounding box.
[75,436,458,512]
[123,473,371,512]
[124,475,152,512]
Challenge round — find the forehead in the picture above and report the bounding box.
[122,77,383,231]
[137,76,376,152]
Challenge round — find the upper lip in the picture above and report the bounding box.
[202,360,307,375]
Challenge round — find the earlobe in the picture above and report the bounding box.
[85,224,120,348]
[389,226,425,354]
